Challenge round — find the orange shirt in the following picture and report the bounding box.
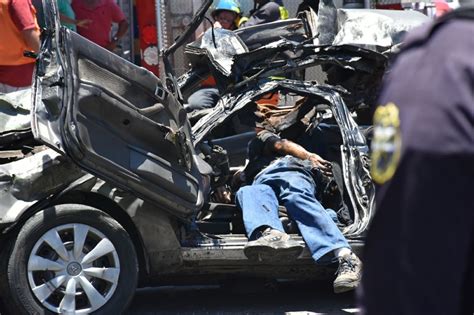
[0,0,39,87]
[0,0,39,66]
[200,75,217,88]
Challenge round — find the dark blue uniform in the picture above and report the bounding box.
[360,7,474,315]
[239,1,283,28]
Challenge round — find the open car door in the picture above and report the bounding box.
[31,0,208,219]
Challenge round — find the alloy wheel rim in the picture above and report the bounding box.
[27,223,120,314]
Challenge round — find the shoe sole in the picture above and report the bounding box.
[244,244,304,262]
[333,279,359,294]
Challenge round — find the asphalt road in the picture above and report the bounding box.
[126,280,359,315]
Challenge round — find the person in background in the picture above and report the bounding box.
[186,0,289,112]
[0,0,40,93]
[359,5,474,315]
[72,0,128,51]
[212,0,241,30]
[58,0,91,32]
[185,0,241,113]
[239,0,289,28]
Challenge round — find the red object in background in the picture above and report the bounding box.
[135,0,159,76]
[375,3,403,9]
[434,0,452,16]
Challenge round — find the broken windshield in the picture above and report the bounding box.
[194,28,249,77]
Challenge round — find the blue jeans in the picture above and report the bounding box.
[236,156,350,264]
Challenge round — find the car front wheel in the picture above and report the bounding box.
[1,204,138,314]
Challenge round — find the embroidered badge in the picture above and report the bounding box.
[371,102,402,184]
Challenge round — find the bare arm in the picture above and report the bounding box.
[21,28,40,52]
[59,14,91,28]
[114,19,129,40]
[271,139,332,175]
[59,13,76,24]
[106,20,129,51]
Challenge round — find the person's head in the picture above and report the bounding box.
[211,0,241,30]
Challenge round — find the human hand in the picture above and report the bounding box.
[307,153,332,176]
[105,41,117,51]
[213,21,223,29]
[76,19,92,28]
[214,186,232,204]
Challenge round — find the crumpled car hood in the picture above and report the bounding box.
[0,89,32,134]
[0,89,39,163]
[0,148,85,223]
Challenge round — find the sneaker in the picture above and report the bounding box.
[181,230,218,247]
[244,228,304,261]
[333,252,362,293]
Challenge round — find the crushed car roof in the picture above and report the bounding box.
[318,5,429,50]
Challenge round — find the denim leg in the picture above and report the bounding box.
[236,184,285,240]
[256,167,350,264]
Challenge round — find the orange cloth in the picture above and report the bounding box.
[255,92,280,107]
[200,75,217,88]
[0,0,39,66]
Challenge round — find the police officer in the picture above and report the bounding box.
[239,0,289,28]
[360,5,474,315]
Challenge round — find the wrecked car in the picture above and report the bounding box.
[0,0,428,313]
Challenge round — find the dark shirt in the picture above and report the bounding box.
[362,8,474,315]
[297,0,320,14]
[372,11,474,192]
[240,1,281,28]
[243,130,282,182]
[243,130,321,181]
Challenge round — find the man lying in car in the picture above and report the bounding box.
[218,129,362,294]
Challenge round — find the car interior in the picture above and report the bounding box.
[189,87,359,244]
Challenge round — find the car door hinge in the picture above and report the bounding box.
[165,128,192,171]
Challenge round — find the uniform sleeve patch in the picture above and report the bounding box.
[371,102,402,184]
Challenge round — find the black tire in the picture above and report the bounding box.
[0,204,138,315]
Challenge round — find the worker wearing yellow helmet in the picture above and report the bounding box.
[185,0,242,112]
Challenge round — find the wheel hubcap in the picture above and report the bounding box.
[66,262,82,276]
[27,223,120,314]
